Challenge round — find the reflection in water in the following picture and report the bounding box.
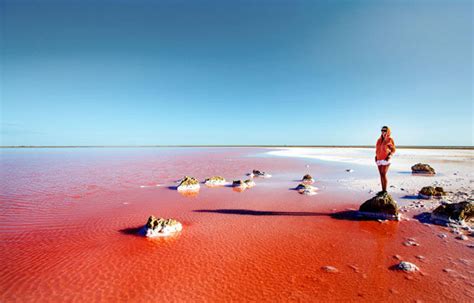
[232,187,246,193]
[178,189,200,198]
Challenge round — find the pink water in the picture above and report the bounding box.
[0,148,472,302]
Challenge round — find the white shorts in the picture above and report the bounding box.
[376,160,391,166]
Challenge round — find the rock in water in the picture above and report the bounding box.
[431,201,473,225]
[411,163,436,175]
[244,179,256,188]
[250,169,272,178]
[359,191,400,220]
[396,261,419,272]
[419,186,446,199]
[321,266,339,273]
[204,176,226,186]
[233,179,255,190]
[177,176,200,191]
[295,183,318,195]
[302,174,315,184]
[145,215,183,238]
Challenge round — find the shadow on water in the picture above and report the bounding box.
[119,226,144,237]
[194,209,329,217]
[330,210,396,221]
[193,209,394,222]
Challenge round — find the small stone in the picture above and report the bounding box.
[250,169,271,178]
[457,235,469,241]
[403,240,419,247]
[415,255,425,260]
[301,174,315,184]
[396,261,419,272]
[393,255,402,260]
[438,234,448,239]
[321,266,339,273]
[204,176,227,186]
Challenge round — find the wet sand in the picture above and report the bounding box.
[0,147,473,302]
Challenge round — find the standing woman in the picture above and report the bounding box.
[375,126,396,193]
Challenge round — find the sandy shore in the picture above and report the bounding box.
[0,147,473,302]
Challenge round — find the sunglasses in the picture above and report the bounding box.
[381,129,387,132]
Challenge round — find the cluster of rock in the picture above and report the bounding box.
[177,176,200,192]
[292,174,318,195]
[204,176,227,186]
[411,163,436,175]
[144,215,183,238]
[431,201,473,225]
[296,183,318,196]
[419,186,446,199]
[250,169,272,178]
[359,191,400,220]
[232,179,255,190]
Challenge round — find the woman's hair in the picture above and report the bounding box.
[380,126,390,141]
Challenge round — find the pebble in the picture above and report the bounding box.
[438,234,448,239]
[321,266,339,273]
[457,235,469,241]
[403,240,420,247]
[397,261,419,272]
[415,255,425,260]
[393,255,402,260]
[348,265,360,273]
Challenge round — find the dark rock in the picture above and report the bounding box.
[359,191,399,220]
[233,180,245,187]
[431,201,473,224]
[395,261,419,272]
[302,174,314,183]
[419,186,446,199]
[251,169,272,178]
[411,163,436,175]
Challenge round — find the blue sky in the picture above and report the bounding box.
[1,0,472,146]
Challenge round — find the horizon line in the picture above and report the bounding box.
[1,145,473,150]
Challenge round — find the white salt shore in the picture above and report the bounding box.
[267,147,474,207]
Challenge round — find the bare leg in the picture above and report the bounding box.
[377,165,384,191]
[380,164,390,191]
